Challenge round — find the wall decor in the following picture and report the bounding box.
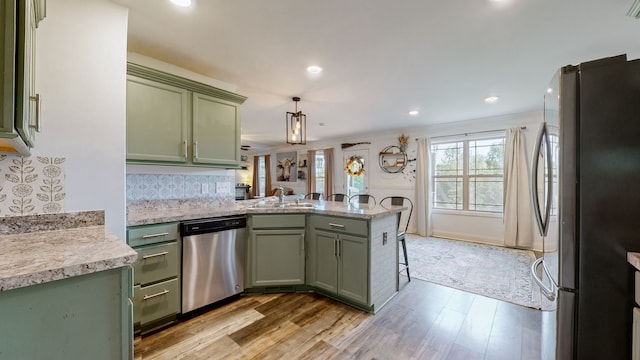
[344,156,365,177]
[402,148,417,183]
[398,134,409,152]
[0,155,66,216]
[378,145,408,173]
[275,151,297,182]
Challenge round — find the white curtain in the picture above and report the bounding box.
[415,138,432,236]
[503,127,533,247]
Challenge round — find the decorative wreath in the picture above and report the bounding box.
[344,156,365,177]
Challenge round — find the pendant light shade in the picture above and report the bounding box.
[286,97,306,145]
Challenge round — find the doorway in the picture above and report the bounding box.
[343,149,369,198]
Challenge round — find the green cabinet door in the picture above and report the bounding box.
[0,267,133,360]
[250,229,305,286]
[192,92,240,167]
[337,233,368,304]
[312,229,338,293]
[15,0,39,148]
[126,76,189,163]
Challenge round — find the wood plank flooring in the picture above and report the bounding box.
[135,279,551,359]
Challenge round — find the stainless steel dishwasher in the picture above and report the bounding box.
[181,215,246,313]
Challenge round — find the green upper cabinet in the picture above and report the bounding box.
[126,76,189,163]
[0,0,45,155]
[192,93,240,166]
[126,63,247,168]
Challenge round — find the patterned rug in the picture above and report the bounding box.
[404,235,542,309]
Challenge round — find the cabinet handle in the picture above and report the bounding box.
[142,251,169,260]
[334,238,337,257]
[328,223,345,228]
[300,233,305,253]
[183,140,188,159]
[194,141,199,159]
[336,237,341,258]
[28,94,41,132]
[141,232,169,239]
[142,289,170,301]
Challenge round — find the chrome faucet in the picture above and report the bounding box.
[278,185,285,203]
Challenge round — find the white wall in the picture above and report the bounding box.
[35,0,128,238]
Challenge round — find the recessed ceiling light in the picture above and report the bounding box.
[546,88,553,94]
[409,110,419,116]
[306,65,323,74]
[484,96,499,104]
[169,0,192,7]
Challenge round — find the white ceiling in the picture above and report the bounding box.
[112,0,640,149]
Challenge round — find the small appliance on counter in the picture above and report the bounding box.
[235,184,251,200]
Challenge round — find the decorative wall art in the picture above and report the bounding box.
[344,156,365,177]
[0,155,66,216]
[276,151,297,182]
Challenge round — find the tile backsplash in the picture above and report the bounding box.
[0,155,66,217]
[126,173,234,201]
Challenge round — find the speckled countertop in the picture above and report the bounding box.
[127,199,404,226]
[0,210,138,292]
[628,253,640,271]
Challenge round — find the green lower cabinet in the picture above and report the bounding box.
[0,267,133,360]
[336,233,368,304]
[311,229,369,306]
[313,229,339,292]
[250,229,306,286]
[133,277,180,326]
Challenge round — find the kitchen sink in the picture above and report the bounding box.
[246,202,315,209]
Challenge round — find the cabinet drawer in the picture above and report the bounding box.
[127,222,179,247]
[134,278,180,326]
[310,215,368,236]
[133,241,180,286]
[251,214,305,229]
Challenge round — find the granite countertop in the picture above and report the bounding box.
[127,198,404,226]
[628,252,640,271]
[0,211,138,292]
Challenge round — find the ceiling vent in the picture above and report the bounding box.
[628,0,640,18]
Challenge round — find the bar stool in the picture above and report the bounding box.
[380,196,413,282]
[304,193,323,200]
[349,194,376,206]
[326,193,347,202]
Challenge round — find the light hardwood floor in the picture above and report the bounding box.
[135,279,551,359]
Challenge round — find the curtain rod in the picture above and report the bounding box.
[416,126,527,141]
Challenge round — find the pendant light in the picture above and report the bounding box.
[286,97,306,145]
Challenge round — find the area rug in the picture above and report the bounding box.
[404,235,542,309]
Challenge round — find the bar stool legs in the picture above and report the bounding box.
[399,235,410,281]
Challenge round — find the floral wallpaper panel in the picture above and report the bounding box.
[0,155,66,217]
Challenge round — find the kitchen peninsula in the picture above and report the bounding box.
[127,199,403,318]
[0,210,138,360]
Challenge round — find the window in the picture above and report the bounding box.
[432,137,505,213]
[314,152,325,194]
[257,156,266,197]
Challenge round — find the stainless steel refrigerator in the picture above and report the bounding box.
[531,54,640,360]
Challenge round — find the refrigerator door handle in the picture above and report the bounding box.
[530,123,550,236]
[531,257,556,301]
